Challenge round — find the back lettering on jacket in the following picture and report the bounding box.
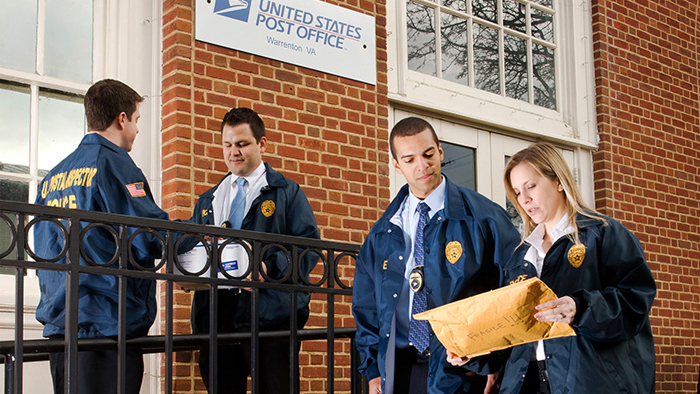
[40,166,98,208]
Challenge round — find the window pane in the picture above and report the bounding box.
[441,12,469,85]
[0,180,29,273]
[504,156,523,230]
[0,82,31,174]
[473,23,499,95]
[503,0,526,33]
[441,141,475,190]
[533,43,556,109]
[407,1,437,77]
[504,34,528,102]
[442,0,467,12]
[472,0,497,23]
[0,180,29,203]
[44,0,93,83]
[38,90,85,173]
[532,8,554,42]
[0,2,37,73]
[505,198,523,230]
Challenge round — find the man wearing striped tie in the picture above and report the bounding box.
[352,117,520,394]
[188,107,320,393]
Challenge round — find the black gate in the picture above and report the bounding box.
[0,200,364,394]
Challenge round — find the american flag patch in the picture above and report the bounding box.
[126,182,146,197]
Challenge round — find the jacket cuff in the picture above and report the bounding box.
[570,293,585,325]
[361,363,381,381]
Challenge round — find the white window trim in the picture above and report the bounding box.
[0,2,163,392]
[389,107,595,211]
[387,0,598,148]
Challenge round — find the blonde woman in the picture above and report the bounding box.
[499,143,655,394]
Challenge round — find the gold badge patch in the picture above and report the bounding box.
[445,241,462,264]
[261,200,275,217]
[202,209,209,217]
[567,243,586,268]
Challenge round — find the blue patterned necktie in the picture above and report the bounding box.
[409,202,431,353]
[229,177,247,229]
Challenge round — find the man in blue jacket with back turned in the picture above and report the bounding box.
[35,79,171,394]
[352,117,520,394]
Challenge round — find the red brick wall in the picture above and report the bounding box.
[161,0,389,392]
[591,1,700,392]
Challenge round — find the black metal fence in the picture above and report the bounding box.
[0,200,363,394]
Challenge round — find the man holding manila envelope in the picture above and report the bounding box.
[352,117,521,394]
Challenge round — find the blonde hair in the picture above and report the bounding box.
[504,142,606,244]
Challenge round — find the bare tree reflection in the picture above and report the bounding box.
[473,0,497,23]
[503,0,526,32]
[473,23,500,94]
[407,1,436,75]
[406,0,556,109]
[441,12,468,84]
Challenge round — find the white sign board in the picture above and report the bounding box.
[196,0,377,85]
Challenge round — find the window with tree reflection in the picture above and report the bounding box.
[406,0,556,110]
[0,0,92,205]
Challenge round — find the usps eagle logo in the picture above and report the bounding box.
[214,0,253,22]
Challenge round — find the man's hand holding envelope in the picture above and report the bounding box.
[413,277,575,358]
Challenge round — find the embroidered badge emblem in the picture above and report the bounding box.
[445,241,462,264]
[261,200,275,217]
[567,243,586,268]
[202,209,209,217]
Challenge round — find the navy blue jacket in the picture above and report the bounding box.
[352,177,520,393]
[34,133,168,338]
[189,164,320,332]
[499,214,656,394]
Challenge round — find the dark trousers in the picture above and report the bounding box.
[198,337,300,394]
[196,290,304,394]
[519,361,551,394]
[393,347,429,394]
[49,348,144,394]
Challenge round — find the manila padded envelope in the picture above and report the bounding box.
[413,277,575,358]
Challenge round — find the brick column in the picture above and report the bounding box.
[591,1,700,392]
[161,0,389,392]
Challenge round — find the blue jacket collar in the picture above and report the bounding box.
[375,175,470,232]
[82,132,127,154]
[199,162,287,200]
[575,211,607,230]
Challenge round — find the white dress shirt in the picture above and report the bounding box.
[524,213,574,361]
[211,162,268,226]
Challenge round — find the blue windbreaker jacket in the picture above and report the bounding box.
[352,177,520,393]
[188,164,320,331]
[499,214,656,394]
[34,133,169,338]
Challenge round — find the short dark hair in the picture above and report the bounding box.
[221,107,266,142]
[84,79,144,131]
[389,117,439,160]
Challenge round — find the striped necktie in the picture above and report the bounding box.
[409,202,431,353]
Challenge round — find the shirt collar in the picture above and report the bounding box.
[525,213,574,253]
[234,161,266,189]
[406,175,446,219]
